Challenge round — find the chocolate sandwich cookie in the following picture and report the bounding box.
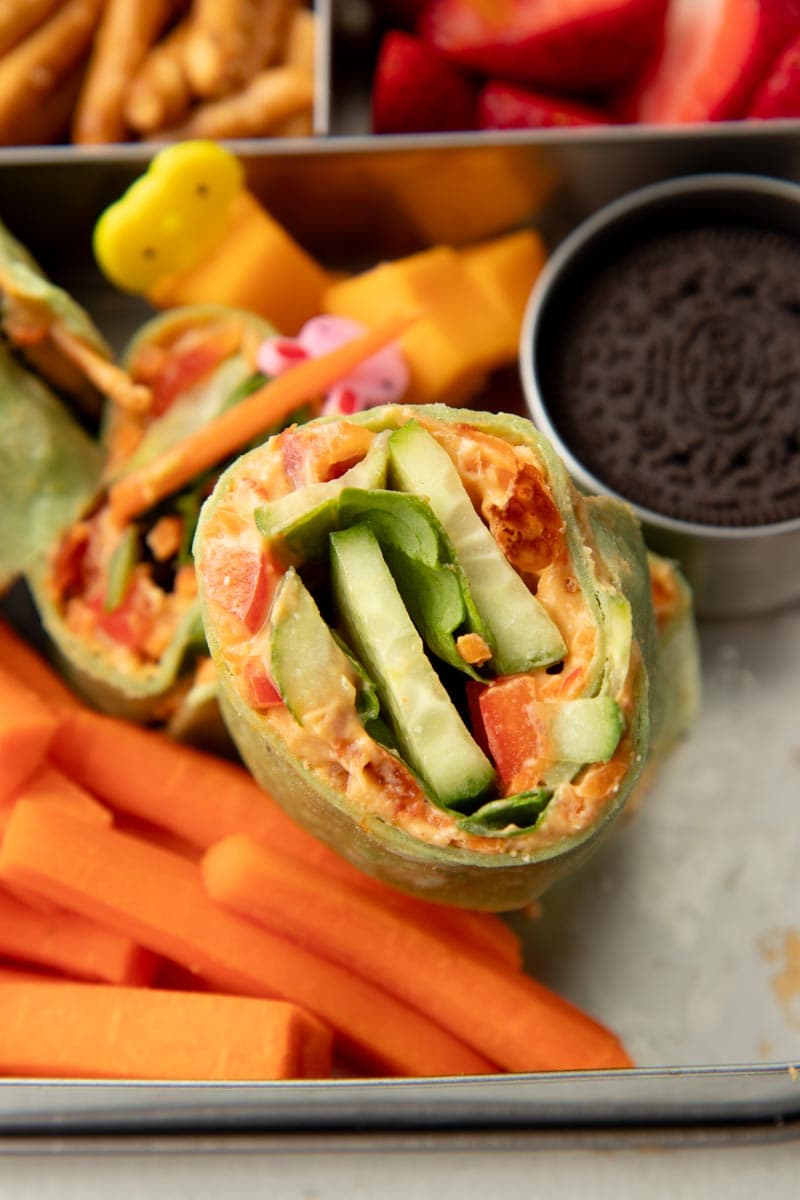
[541,224,800,528]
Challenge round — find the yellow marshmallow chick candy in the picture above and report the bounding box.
[93,141,245,295]
[93,140,332,334]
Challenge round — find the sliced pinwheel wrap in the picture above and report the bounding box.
[195,404,699,910]
[0,218,119,417]
[0,342,102,593]
[27,305,275,729]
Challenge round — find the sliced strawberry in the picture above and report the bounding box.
[371,30,477,133]
[620,0,800,124]
[419,0,669,93]
[748,28,800,117]
[477,80,614,128]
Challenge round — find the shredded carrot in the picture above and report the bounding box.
[0,884,155,985]
[0,665,59,803]
[49,706,521,969]
[0,979,332,1080]
[0,801,497,1078]
[202,834,634,1073]
[108,311,419,525]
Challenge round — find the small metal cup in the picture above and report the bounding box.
[520,172,800,619]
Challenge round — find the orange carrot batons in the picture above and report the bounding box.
[202,834,634,1074]
[0,801,496,1078]
[49,707,521,969]
[0,763,112,836]
[0,618,80,710]
[0,665,59,802]
[0,885,155,985]
[49,706,302,849]
[0,980,332,1079]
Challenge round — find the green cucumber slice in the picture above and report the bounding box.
[330,523,495,810]
[545,696,625,763]
[270,568,360,724]
[254,431,390,561]
[388,420,566,674]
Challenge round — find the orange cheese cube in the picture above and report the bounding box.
[459,230,548,361]
[149,192,332,335]
[323,246,512,404]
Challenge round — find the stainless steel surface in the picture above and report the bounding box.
[313,0,333,136]
[0,136,798,1132]
[0,1061,798,1135]
[519,172,800,618]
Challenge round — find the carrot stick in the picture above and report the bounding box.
[0,619,80,711]
[0,884,156,985]
[0,965,59,983]
[4,635,518,965]
[0,763,112,837]
[0,762,111,911]
[0,801,497,1077]
[108,311,419,525]
[0,665,58,803]
[48,706,521,969]
[0,979,332,1079]
[202,834,634,1073]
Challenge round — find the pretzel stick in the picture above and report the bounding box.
[269,110,313,137]
[5,58,84,146]
[234,0,298,83]
[269,6,315,136]
[123,17,194,134]
[72,0,180,144]
[0,0,65,58]
[183,0,269,97]
[154,64,313,140]
[283,5,314,75]
[0,0,103,145]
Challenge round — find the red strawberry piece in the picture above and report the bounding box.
[748,28,800,116]
[477,80,614,127]
[620,0,800,124]
[371,30,477,133]
[418,0,669,93]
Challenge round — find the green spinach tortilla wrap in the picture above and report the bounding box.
[0,342,102,594]
[194,403,699,910]
[27,304,275,735]
[0,217,143,419]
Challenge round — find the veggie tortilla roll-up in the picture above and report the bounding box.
[27,304,275,735]
[195,403,699,911]
[0,342,102,593]
[0,217,145,419]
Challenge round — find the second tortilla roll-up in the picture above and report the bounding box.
[27,304,274,735]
